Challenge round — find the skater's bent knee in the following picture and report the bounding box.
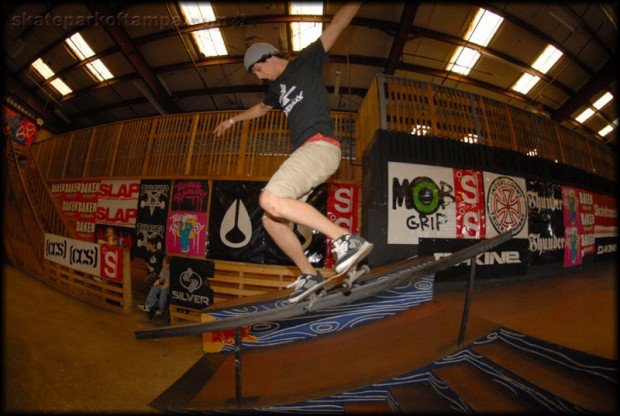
[259,190,283,217]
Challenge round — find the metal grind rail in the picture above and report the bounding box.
[135,230,513,408]
[135,230,512,340]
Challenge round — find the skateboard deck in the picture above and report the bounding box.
[287,263,370,305]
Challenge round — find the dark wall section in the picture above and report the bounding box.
[361,129,616,269]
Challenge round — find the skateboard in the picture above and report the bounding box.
[287,262,371,305]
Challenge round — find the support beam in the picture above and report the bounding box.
[86,3,180,115]
[384,2,419,75]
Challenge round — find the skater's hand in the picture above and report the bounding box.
[214,118,235,136]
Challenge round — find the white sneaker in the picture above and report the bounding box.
[332,234,373,274]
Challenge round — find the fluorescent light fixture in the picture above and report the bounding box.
[31,58,73,96]
[179,1,228,57]
[598,124,614,137]
[290,2,323,51]
[593,91,613,110]
[531,44,563,73]
[527,149,538,157]
[512,73,541,95]
[446,8,503,76]
[575,108,595,123]
[511,44,562,94]
[32,58,55,79]
[66,33,114,81]
[49,79,73,96]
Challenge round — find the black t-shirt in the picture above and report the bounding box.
[145,249,164,274]
[263,39,336,149]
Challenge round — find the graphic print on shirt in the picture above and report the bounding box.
[280,84,304,116]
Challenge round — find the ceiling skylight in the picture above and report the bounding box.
[290,2,323,51]
[179,1,228,57]
[446,8,503,76]
[574,91,614,124]
[511,44,563,94]
[65,33,114,82]
[31,58,73,96]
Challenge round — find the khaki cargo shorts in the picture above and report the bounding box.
[264,140,341,202]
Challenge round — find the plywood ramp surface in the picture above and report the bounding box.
[188,301,500,410]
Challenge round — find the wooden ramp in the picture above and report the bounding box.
[180,301,499,410]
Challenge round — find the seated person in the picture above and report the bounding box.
[144,238,164,285]
[139,255,170,318]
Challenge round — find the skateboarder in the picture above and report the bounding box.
[214,2,372,302]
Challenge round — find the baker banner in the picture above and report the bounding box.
[561,186,582,267]
[134,180,171,258]
[49,179,100,241]
[96,180,140,227]
[169,257,214,309]
[44,233,124,282]
[526,180,564,264]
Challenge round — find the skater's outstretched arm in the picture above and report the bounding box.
[320,2,362,52]
[213,101,273,136]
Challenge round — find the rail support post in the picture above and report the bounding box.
[457,259,477,346]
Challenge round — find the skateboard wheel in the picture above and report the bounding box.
[342,281,351,290]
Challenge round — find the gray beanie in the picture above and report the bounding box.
[244,42,280,72]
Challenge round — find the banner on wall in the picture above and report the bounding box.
[388,162,456,244]
[169,257,214,309]
[209,181,263,262]
[561,186,582,267]
[453,169,486,239]
[44,233,123,282]
[325,183,359,268]
[578,188,595,258]
[166,211,208,256]
[133,180,171,258]
[420,237,528,280]
[96,180,140,227]
[172,180,210,212]
[484,172,528,239]
[49,180,100,241]
[593,193,617,260]
[3,105,37,146]
[526,180,564,264]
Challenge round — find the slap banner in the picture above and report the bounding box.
[96,180,140,227]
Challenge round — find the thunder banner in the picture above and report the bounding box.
[526,180,564,264]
